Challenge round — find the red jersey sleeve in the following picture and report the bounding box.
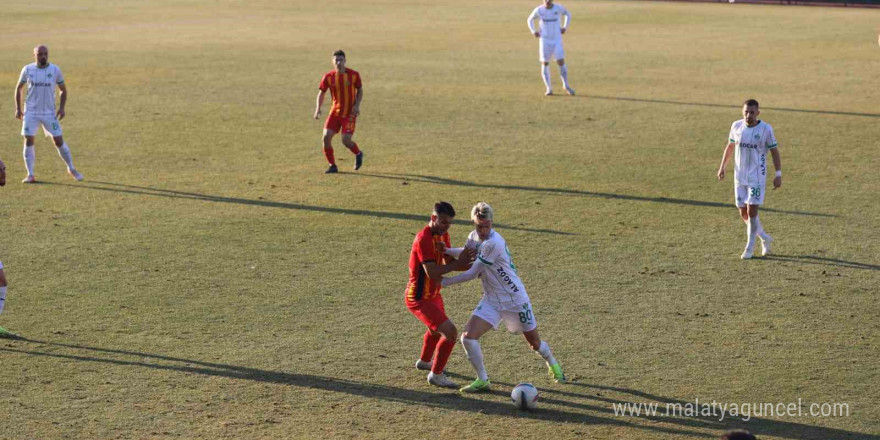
[416,233,437,263]
[319,73,331,91]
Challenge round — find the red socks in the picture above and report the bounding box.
[420,330,440,362]
[431,336,456,374]
[348,143,360,155]
[323,148,336,165]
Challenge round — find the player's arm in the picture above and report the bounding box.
[441,259,486,287]
[352,86,362,117]
[717,141,734,180]
[528,9,540,37]
[14,81,25,120]
[57,82,67,120]
[561,7,571,34]
[314,89,326,119]
[770,147,782,189]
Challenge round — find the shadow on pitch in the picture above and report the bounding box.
[4,339,877,440]
[761,254,880,271]
[356,173,835,218]
[579,94,880,119]
[45,181,574,236]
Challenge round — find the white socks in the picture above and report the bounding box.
[0,286,6,314]
[461,337,489,381]
[57,142,75,171]
[535,340,558,366]
[541,65,551,92]
[746,216,758,250]
[23,145,35,176]
[559,64,570,89]
[753,215,770,241]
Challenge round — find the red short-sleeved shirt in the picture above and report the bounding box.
[318,68,361,118]
[405,225,450,305]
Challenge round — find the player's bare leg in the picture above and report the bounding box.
[427,319,458,388]
[341,134,363,171]
[22,136,36,183]
[52,135,83,181]
[541,62,552,95]
[321,129,338,173]
[459,316,493,393]
[557,58,574,95]
[524,328,565,383]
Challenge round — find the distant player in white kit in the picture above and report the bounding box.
[441,202,565,393]
[717,99,782,259]
[14,45,84,183]
[527,0,574,96]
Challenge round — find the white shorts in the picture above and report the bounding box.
[735,184,765,207]
[539,38,565,62]
[471,298,537,334]
[22,114,62,137]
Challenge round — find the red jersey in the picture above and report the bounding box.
[318,68,362,118]
[405,225,450,304]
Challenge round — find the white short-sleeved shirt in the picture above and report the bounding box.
[464,229,530,306]
[729,119,777,187]
[19,63,64,117]
[528,3,570,41]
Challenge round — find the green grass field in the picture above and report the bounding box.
[1,1,878,438]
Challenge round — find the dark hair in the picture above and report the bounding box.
[721,429,757,440]
[433,201,456,218]
[743,99,759,108]
[333,50,346,58]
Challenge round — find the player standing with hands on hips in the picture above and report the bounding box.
[314,50,364,174]
[528,0,574,96]
[717,99,782,260]
[15,45,84,183]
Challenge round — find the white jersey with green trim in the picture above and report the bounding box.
[19,63,64,117]
[729,119,777,187]
[527,3,570,41]
[465,229,530,306]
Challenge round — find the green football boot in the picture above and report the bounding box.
[0,326,20,339]
[548,363,566,383]
[459,378,491,393]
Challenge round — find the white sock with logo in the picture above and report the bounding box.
[559,64,570,89]
[23,145,35,176]
[57,142,75,171]
[541,65,551,92]
[461,337,489,381]
[535,340,558,366]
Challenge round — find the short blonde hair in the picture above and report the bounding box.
[471,202,493,222]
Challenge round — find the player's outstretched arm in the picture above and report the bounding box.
[441,259,485,287]
[717,141,734,180]
[770,147,782,189]
[423,247,475,280]
[314,90,326,119]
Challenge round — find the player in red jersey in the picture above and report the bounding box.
[406,202,475,388]
[313,50,364,174]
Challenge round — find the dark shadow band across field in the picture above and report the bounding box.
[357,173,835,218]
[580,95,880,119]
[3,339,876,440]
[762,254,880,271]
[46,181,575,236]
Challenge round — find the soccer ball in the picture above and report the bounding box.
[511,383,539,410]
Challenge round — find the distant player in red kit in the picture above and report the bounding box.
[313,49,364,174]
[405,202,475,388]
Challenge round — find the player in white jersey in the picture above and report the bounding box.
[441,202,565,393]
[527,0,574,96]
[14,45,84,183]
[717,99,782,259]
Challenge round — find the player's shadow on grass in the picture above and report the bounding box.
[580,94,880,119]
[46,181,575,236]
[761,254,880,271]
[356,173,835,218]
[4,339,877,440]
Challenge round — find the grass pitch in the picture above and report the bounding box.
[1,1,878,439]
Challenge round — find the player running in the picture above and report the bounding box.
[527,0,574,96]
[717,99,782,259]
[314,50,364,174]
[405,202,476,388]
[15,45,84,183]
[441,202,565,393]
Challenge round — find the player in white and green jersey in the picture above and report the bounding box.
[717,99,782,259]
[441,202,565,393]
[15,45,84,183]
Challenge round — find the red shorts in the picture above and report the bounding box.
[324,114,356,135]
[407,297,449,331]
